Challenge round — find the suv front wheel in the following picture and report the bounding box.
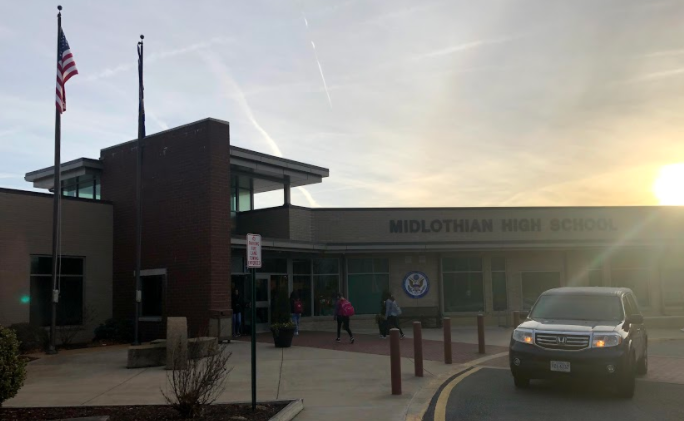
[616,354,636,399]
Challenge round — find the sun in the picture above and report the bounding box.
[653,163,684,205]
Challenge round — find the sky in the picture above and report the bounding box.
[2,0,684,208]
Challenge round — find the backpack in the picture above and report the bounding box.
[340,300,355,317]
[395,302,402,316]
[294,299,303,314]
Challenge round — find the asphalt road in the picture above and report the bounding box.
[426,368,684,421]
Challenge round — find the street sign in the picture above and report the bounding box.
[247,233,262,269]
[246,233,261,411]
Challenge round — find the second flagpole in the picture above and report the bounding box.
[134,34,144,345]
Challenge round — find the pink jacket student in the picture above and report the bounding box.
[334,294,355,344]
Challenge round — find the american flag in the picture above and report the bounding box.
[56,29,78,113]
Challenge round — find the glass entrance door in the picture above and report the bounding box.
[244,273,290,332]
[244,274,270,333]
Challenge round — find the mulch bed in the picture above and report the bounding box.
[0,403,287,421]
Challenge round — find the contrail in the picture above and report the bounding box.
[87,37,233,81]
[201,52,283,157]
[147,111,169,131]
[201,51,322,207]
[311,41,333,109]
[301,12,333,109]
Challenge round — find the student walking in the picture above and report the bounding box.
[232,288,244,337]
[385,294,404,338]
[334,294,355,343]
[290,290,303,335]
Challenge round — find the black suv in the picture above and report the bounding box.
[509,287,648,398]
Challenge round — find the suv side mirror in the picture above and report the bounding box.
[628,314,644,325]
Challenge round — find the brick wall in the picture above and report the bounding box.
[101,119,231,340]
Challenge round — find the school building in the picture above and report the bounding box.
[2,118,684,342]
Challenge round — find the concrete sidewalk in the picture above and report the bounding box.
[6,327,684,421]
[5,336,492,421]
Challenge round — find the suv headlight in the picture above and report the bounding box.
[512,329,534,344]
[592,334,622,348]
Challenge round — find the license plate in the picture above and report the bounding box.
[550,361,571,373]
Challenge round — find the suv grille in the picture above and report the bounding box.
[535,333,590,350]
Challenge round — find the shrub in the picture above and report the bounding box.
[93,318,134,343]
[9,323,48,354]
[162,343,232,418]
[0,325,27,407]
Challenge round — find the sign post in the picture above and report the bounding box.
[246,233,261,411]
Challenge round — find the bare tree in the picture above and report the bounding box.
[56,307,96,348]
[162,342,233,419]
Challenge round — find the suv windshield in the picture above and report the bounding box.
[530,295,624,321]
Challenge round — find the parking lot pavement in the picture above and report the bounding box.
[424,367,684,421]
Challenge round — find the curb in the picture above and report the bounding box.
[269,399,304,421]
[404,351,508,421]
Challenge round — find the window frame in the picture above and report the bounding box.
[346,257,389,315]
[29,255,85,327]
[139,268,166,322]
[441,256,485,314]
[520,271,561,311]
[491,256,508,312]
[60,175,101,201]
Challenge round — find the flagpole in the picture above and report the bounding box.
[48,4,63,355]
[133,34,144,346]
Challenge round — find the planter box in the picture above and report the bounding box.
[270,327,295,348]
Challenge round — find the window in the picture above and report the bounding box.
[589,270,603,287]
[491,257,508,311]
[238,176,252,212]
[348,258,389,315]
[662,267,684,307]
[259,258,287,274]
[611,249,650,307]
[60,175,100,200]
[141,275,164,318]
[293,260,313,317]
[443,257,484,312]
[314,258,340,316]
[30,255,84,326]
[521,272,560,310]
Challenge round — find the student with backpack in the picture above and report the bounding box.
[334,293,355,343]
[290,290,303,336]
[385,294,404,338]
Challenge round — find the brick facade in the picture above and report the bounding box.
[101,119,231,340]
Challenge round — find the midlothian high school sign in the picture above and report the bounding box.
[389,218,618,234]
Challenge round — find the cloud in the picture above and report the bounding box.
[640,49,684,58]
[0,173,19,179]
[0,127,21,138]
[413,37,511,60]
[363,2,444,26]
[86,37,234,81]
[623,67,684,83]
[0,25,13,39]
